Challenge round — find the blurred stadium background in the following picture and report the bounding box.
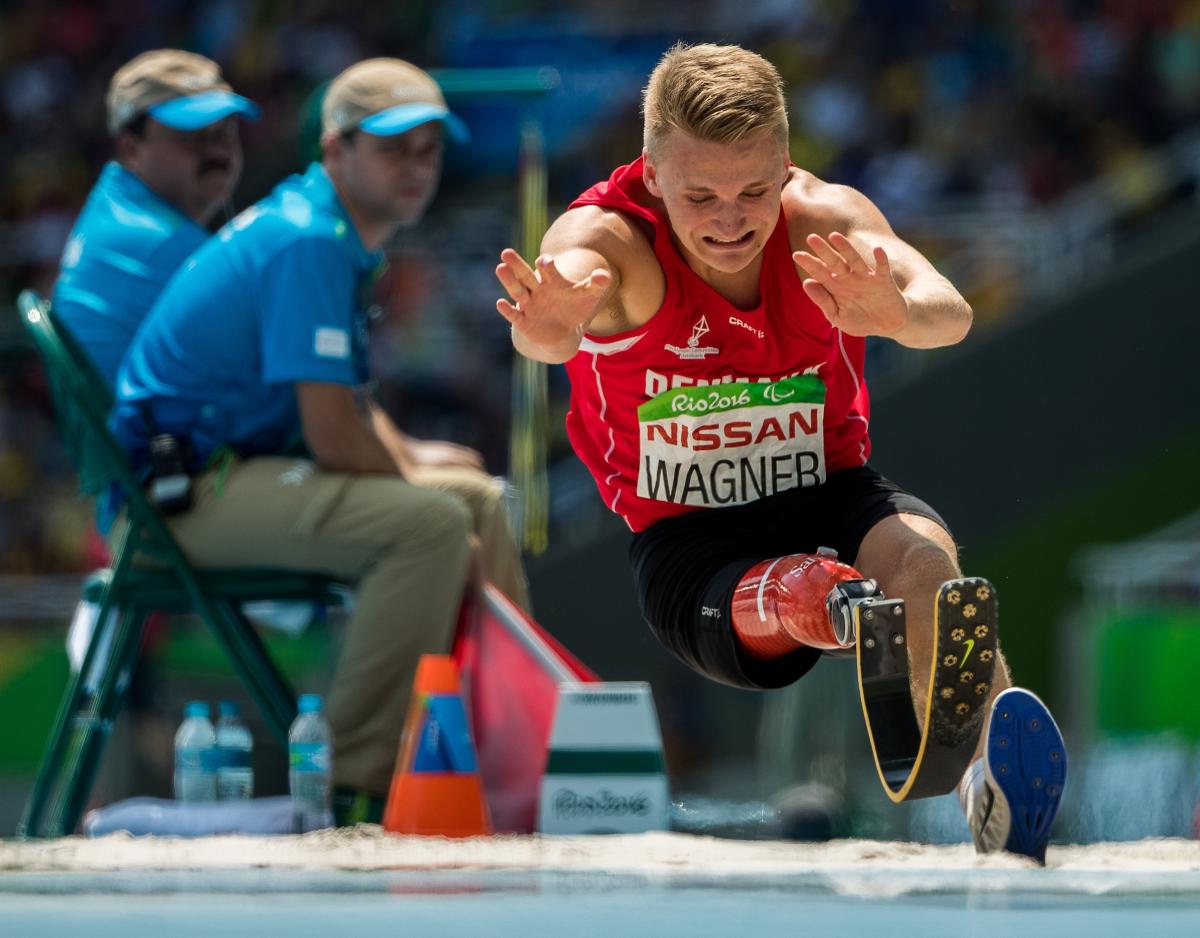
[1,0,1198,840]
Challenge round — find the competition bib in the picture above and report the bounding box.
[636,375,826,508]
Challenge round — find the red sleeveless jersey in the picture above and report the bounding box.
[563,157,871,532]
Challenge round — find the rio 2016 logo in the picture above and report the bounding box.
[669,388,752,414]
[553,789,651,819]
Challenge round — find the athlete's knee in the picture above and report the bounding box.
[863,519,959,583]
[858,514,958,581]
[895,535,960,583]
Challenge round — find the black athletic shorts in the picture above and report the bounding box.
[629,464,951,691]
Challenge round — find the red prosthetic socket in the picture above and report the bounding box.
[731,551,865,659]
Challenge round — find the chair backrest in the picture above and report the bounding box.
[19,289,205,571]
[18,291,131,500]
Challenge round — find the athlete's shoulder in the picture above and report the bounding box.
[782,168,888,242]
[542,200,663,337]
[548,202,651,255]
[551,202,663,309]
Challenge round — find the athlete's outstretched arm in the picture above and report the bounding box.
[495,208,622,364]
[790,186,973,349]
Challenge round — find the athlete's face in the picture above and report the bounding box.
[327,123,443,234]
[644,129,789,276]
[119,116,242,225]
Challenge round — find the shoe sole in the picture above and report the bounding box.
[984,687,1067,864]
[930,578,1000,749]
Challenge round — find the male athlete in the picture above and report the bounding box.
[495,44,1066,861]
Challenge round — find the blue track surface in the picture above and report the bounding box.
[2,868,1199,937]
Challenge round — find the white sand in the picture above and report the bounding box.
[2,830,1197,880]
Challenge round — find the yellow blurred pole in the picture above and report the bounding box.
[509,119,549,555]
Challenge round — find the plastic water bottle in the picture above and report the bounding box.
[215,700,254,801]
[174,701,217,802]
[289,693,333,831]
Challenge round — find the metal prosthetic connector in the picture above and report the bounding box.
[824,577,886,649]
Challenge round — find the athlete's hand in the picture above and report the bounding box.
[793,232,908,339]
[495,248,612,352]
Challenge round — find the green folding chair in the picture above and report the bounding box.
[16,290,344,837]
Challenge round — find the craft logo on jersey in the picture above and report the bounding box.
[664,315,720,359]
[728,315,764,339]
[636,374,828,508]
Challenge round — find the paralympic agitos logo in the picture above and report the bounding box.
[553,789,651,819]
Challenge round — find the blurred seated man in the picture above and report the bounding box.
[54,49,259,386]
[49,51,258,798]
[112,59,526,824]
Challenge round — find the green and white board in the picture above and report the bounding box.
[538,682,669,834]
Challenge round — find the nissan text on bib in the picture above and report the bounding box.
[636,374,826,508]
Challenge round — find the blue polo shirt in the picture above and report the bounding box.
[112,162,381,472]
[53,162,209,387]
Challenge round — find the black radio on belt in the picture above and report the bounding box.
[146,432,193,516]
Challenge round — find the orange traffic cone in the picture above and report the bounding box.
[383,654,492,837]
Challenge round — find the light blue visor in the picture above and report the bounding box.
[148,90,261,131]
[358,103,470,143]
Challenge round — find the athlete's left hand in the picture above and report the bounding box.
[407,438,485,471]
[793,232,908,338]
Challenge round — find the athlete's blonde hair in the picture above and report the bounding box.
[642,43,788,159]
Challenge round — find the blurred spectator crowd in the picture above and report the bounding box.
[2,0,1200,575]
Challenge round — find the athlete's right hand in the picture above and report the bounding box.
[495,248,612,356]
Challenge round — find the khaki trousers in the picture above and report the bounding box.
[406,465,531,614]
[162,457,472,794]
